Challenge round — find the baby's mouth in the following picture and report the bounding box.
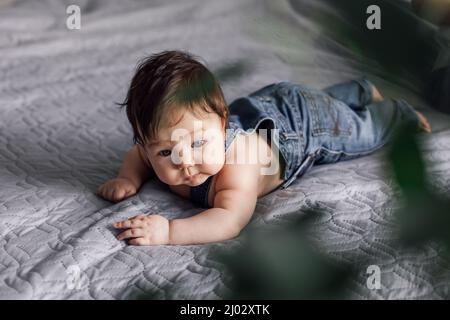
[184,172,207,186]
[183,167,199,178]
[186,172,200,180]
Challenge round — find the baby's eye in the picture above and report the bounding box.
[158,149,172,157]
[191,139,206,148]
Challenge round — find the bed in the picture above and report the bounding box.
[1,0,450,299]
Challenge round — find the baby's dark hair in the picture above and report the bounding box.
[118,50,229,145]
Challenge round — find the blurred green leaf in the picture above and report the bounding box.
[215,212,353,299]
[214,60,252,84]
[387,123,428,196]
[312,0,440,93]
[387,124,450,250]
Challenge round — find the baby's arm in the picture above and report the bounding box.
[117,144,154,188]
[114,163,260,245]
[170,164,259,244]
[97,145,154,202]
[170,190,257,244]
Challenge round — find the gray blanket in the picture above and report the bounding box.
[1,0,450,299]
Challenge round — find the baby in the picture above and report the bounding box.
[97,50,431,246]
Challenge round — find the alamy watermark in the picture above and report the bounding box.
[366,265,381,290]
[65,4,381,31]
[66,264,83,290]
[150,121,281,176]
[66,5,81,30]
[367,5,381,30]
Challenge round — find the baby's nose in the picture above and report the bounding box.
[173,145,194,166]
[179,152,194,167]
[178,155,197,176]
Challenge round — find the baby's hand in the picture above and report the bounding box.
[97,177,137,203]
[415,111,432,133]
[114,214,170,245]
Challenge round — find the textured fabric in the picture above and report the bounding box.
[2,0,450,300]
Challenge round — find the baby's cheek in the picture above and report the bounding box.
[200,147,224,175]
[153,163,179,184]
[202,144,224,166]
[158,171,180,185]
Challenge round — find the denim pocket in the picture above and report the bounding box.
[303,91,353,138]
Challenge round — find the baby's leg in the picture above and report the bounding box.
[305,97,421,165]
[324,78,383,109]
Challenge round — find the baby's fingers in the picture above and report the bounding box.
[124,189,135,197]
[128,238,149,246]
[103,186,114,201]
[97,185,114,201]
[114,219,145,229]
[116,228,145,240]
[112,188,123,201]
[96,184,106,197]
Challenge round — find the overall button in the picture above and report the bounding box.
[280,131,299,140]
[257,96,272,102]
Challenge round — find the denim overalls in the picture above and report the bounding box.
[190,78,420,208]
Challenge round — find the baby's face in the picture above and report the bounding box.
[142,109,226,186]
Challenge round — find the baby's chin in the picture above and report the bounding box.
[183,165,224,186]
[183,172,210,186]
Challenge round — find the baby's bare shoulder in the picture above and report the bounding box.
[210,133,263,215]
[211,160,259,217]
[215,162,259,193]
[216,136,261,193]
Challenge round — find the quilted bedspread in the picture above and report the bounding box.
[1,0,450,299]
